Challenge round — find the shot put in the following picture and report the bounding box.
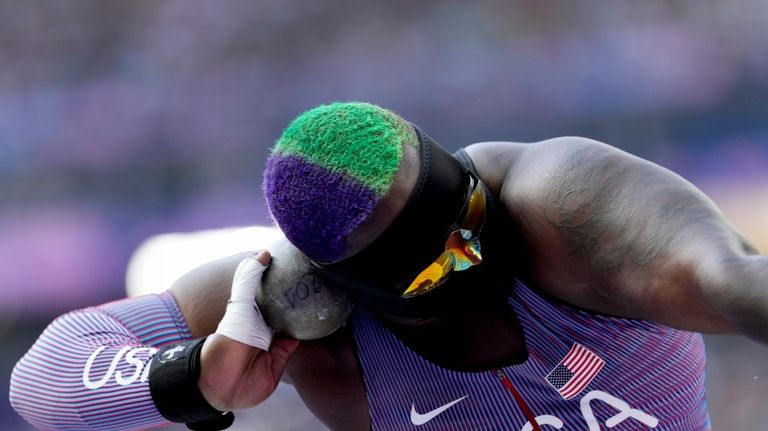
[257,237,355,340]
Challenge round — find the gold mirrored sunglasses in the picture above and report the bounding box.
[401,172,486,298]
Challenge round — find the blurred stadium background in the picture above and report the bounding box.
[1,1,767,429]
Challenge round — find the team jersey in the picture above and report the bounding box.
[9,292,192,431]
[352,279,711,431]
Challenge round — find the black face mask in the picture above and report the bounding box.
[315,126,515,319]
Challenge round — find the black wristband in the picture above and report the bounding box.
[148,338,235,430]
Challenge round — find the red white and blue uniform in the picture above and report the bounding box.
[10,281,710,430]
[352,280,710,431]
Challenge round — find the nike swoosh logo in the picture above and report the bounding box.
[410,395,468,426]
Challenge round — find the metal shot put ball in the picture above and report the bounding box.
[256,238,355,340]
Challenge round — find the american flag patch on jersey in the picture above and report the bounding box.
[545,343,605,400]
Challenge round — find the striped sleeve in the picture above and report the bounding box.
[9,291,193,431]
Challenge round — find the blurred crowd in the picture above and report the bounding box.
[1,1,767,429]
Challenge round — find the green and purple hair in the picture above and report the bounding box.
[263,102,416,263]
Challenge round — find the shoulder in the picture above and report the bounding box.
[465,136,633,201]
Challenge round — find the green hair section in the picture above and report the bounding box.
[273,102,415,197]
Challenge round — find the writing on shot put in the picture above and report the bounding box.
[257,238,354,340]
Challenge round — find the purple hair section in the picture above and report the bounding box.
[263,154,379,263]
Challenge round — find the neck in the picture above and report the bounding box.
[379,303,528,372]
[378,190,532,372]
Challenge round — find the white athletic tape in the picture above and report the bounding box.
[215,254,273,350]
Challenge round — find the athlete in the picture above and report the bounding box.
[264,102,767,430]
[10,101,768,431]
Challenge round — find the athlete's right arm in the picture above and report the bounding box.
[9,291,193,431]
[9,251,298,430]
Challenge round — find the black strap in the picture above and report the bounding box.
[453,147,478,173]
[148,338,235,430]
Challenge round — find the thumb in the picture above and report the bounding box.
[231,250,271,299]
[267,337,300,378]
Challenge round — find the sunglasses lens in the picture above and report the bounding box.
[450,236,482,271]
[401,251,454,298]
[460,181,486,235]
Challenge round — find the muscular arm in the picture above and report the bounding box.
[468,138,768,343]
[9,251,296,430]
